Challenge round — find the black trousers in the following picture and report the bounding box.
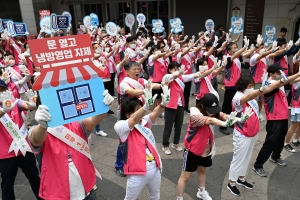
[184,81,192,111]
[108,73,115,96]
[0,153,42,200]
[254,119,288,168]
[162,106,184,147]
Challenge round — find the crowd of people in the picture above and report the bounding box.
[0,17,300,200]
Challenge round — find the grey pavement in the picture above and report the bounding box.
[1,76,300,199]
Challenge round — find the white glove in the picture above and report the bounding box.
[222,111,238,127]
[214,60,222,69]
[229,28,232,33]
[188,42,193,49]
[19,65,30,77]
[183,35,188,41]
[243,36,249,48]
[25,89,37,108]
[226,33,231,44]
[0,91,18,113]
[286,40,293,50]
[142,88,157,111]
[259,72,270,92]
[4,56,10,66]
[145,79,153,91]
[0,68,11,84]
[17,41,23,45]
[35,105,50,128]
[161,85,170,106]
[103,90,114,105]
[295,38,300,46]
[164,45,169,52]
[256,34,263,47]
[237,107,253,123]
[213,36,218,47]
[18,54,26,64]
[271,41,278,52]
[280,70,288,82]
[25,32,29,37]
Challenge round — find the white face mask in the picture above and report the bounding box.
[155,50,161,55]
[199,65,208,73]
[26,48,31,53]
[275,75,282,80]
[9,60,15,66]
[259,48,266,54]
[207,112,214,116]
[105,47,110,52]
[130,43,137,49]
[182,47,189,52]
[244,88,254,95]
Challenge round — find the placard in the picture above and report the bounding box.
[0,19,3,32]
[264,26,276,44]
[62,11,72,26]
[51,13,69,30]
[125,13,135,28]
[170,18,183,34]
[28,34,107,127]
[39,10,50,19]
[12,22,27,36]
[231,17,244,34]
[83,15,91,30]
[136,13,146,26]
[6,20,15,36]
[244,0,265,44]
[40,16,51,34]
[105,22,118,36]
[152,19,164,33]
[90,13,99,27]
[205,19,214,32]
[1,19,13,30]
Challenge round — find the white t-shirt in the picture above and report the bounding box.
[120,78,147,95]
[232,92,246,138]
[250,53,269,67]
[148,54,155,66]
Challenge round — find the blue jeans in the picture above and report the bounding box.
[95,124,100,132]
[115,144,123,169]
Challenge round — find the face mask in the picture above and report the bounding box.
[9,60,15,66]
[244,88,254,95]
[275,75,282,80]
[138,36,141,40]
[26,49,31,53]
[59,33,64,36]
[155,50,161,55]
[129,53,136,58]
[231,49,238,54]
[199,65,208,73]
[182,47,188,52]
[207,112,214,116]
[105,47,110,52]
[259,49,266,54]
[130,43,137,49]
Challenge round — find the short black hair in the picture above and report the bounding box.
[124,61,139,71]
[120,97,143,120]
[196,58,205,72]
[150,45,158,55]
[168,62,180,74]
[226,42,237,51]
[136,32,143,37]
[280,27,287,32]
[157,40,165,48]
[235,75,254,92]
[148,32,154,37]
[126,36,135,43]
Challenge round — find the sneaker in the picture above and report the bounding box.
[269,157,287,166]
[96,130,107,137]
[115,167,126,177]
[185,109,190,114]
[236,179,254,189]
[227,183,240,196]
[259,113,265,121]
[162,147,171,155]
[196,189,212,200]
[219,127,229,135]
[220,85,225,90]
[107,110,114,114]
[113,96,117,99]
[283,144,296,153]
[292,140,300,147]
[252,166,267,177]
[171,144,183,151]
[159,112,165,118]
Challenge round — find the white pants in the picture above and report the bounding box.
[125,161,161,200]
[229,134,258,181]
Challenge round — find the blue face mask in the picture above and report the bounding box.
[59,33,64,36]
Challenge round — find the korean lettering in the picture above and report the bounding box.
[35,53,46,63]
[47,40,57,50]
[54,50,64,60]
[63,49,73,59]
[59,39,68,48]
[67,38,77,47]
[45,52,55,62]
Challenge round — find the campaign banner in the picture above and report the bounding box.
[170,18,183,34]
[62,11,72,26]
[50,13,69,30]
[90,13,99,27]
[13,23,27,36]
[1,19,13,31]
[264,26,276,44]
[28,34,107,127]
[39,10,50,19]
[136,13,146,26]
[83,15,91,30]
[105,22,118,36]
[205,19,214,32]
[40,16,51,34]
[231,16,244,34]
[152,19,164,33]
[125,13,135,28]
[6,20,15,36]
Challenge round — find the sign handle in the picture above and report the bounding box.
[51,14,57,30]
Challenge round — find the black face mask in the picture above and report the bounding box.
[21,39,26,43]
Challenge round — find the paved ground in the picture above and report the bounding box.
[1,76,300,199]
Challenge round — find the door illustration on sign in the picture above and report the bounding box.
[57,84,95,120]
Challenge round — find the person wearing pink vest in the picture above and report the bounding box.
[177,93,240,200]
[0,81,42,200]
[114,85,170,200]
[283,61,300,153]
[161,62,206,155]
[28,90,114,200]
[227,74,282,196]
[253,63,300,177]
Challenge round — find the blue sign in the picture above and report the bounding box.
[13,22,27,36]
[231,17,244,34]
[90,13,99,26]
[1,19,13,30]
[51,13,69,30]
[170,18,183,34]
[264,25,276,44]
[6,20,15,36]
[152,19,164,33]
[40,16,51,34]
[62,11,72,26]
[0,19,4,32]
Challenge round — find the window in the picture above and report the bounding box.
[83,4,103,25]
[107,2,131,32]
[57,84,95,120]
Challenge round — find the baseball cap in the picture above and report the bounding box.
[0,79,7,88]
[267,63,287,74]
[200,93,220,114]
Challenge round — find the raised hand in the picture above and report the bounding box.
[103,90,114,105]
[0,91,18,113]
[35,105,51,128]
[25,89,38,108]
[280,70,288,82]
[238,107,254,123]
[260,72,270,92]
[161,85,170,106]
[243,36,249,48]
[256,34,263,47]
[213,36,218,47]
[222,111,238,127]
[0,68,11,84]
[142,87,157,111]
[19,65,30,77]
[271,40,278,52]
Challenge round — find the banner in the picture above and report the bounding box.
[152,19,164,33]
[264,25,276,44]
[231,16,244,34]
[39,10,50,19]
[28,35,107,127]
[125,13,135,28]
[170,18,183,34]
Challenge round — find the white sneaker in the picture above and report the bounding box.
[113,96,117,99]
[162,147,171,155]
[96,130,107,137]
[160,112,165,118]
[196,189,212,200]
[259,113,265,121]
[171,143,183,151]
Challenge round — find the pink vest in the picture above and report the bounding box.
[107,56,117,73]
[181,54,193,74]
[152,58,168,82]
[224,58,241,87]
[0,100,24,159]
[117,68,127,94]
[166,77,185,109]
[233,102,260,137]
[278,57,289,75]
[250,59,267,83]
[121,78,145,104]
[207,54,215,69]
[184,122,214,156]
[122,124,161,175]
[26,57,34,76]
[39,122,96,200]
[263,88,288,120]
[196,76,212,100]
[291,84,300,108]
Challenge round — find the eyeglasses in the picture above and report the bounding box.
[130,68,140,72]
